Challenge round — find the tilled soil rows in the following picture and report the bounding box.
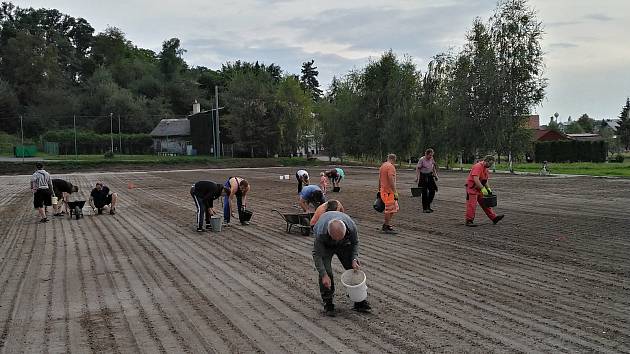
[1,167,629,353]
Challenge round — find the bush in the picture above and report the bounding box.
[104,151,115,159]
[534,140,608,162]
[610,154,625,163]
[42,130,153,154]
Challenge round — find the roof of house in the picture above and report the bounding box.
[533,129,571,141]
[566,133,603,141]
[150,119,191,137]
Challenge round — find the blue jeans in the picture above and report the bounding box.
[223,180,243,223]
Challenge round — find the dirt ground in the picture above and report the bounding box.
[1,166,628,353]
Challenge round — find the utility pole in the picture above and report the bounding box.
[73,115,77,160]
[215,85,220,158]
[109,112,114,153]
[20,115,24,163]
[118,114,122,154]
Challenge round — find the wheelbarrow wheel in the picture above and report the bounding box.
[301,227,311,236]
[75,206,81,220]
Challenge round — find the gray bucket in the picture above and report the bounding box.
[210,215,222,232]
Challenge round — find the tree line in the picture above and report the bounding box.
[3,0,625,160]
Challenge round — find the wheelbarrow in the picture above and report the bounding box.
[67,200,86,220]
[272,209,314,236]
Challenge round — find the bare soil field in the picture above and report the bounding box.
[1,167,629,353]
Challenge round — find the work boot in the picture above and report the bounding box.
[40,217,48,223]
[465,220,477,227]
[353,300,371,313]
[493,215,505,225]
[324,302,336,317]
[206,224,212,230]
[196,227,205,232]
[382,224,398,234]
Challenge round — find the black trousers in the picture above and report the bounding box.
[314,245,354,303]
[418,173,437,210]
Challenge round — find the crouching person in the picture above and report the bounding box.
[89,183,118,215]
[191,181,230,232]
[312,211,370,317]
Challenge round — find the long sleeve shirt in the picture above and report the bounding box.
[312,211,359,277]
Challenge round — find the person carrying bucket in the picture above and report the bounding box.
[312,211,370,316]
[415,148,439,213]
[191,181,230,232]
[465,155,504,227]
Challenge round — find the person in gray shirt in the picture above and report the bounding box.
[312,211,371,316]
[30,162,53,222]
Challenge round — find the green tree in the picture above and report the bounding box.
[565,121,584,134]
[490,0,547,167]
[274,76,312,154]
[577,113,594,133]
[300,60,323,101]
[617,97,630,150]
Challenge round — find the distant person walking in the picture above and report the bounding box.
[223,177,250,225]
[465,155,504,227]
[319,172,329,194]
[379,154,399,233]
[31,162,53,222]
[190,181,230,232]
[415,148,439,213]
[312,211,370,316]
[296,169,309,193]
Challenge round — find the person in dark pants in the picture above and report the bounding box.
[190,181,230,232]
[30,162,53,222]
[312,211,370,316]
[52,178,79,216]
[415,148,439,213]
[89,183,118,215]
[295,169,309,193]
[223,177,250,225]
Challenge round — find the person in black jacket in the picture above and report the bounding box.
[52,179,79,216]
[191,181,230,232]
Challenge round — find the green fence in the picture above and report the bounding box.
[13,145,38,157]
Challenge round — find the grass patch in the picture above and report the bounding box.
[449,161,630,177]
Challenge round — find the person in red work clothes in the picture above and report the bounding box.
[465,155,504,227]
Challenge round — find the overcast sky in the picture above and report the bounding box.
[12,0,630,123]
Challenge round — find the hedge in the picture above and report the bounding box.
[42,130,153,155]
[534,140,608,162]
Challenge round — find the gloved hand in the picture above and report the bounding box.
[394,191,399,200]
[481,187,492,196]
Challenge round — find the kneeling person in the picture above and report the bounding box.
[312,211,370,316]
[191,181,230,232]
[89,183,118,215]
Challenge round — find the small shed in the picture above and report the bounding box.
[150,119,191,154]
[533,129,571,142]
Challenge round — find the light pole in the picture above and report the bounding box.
[20,115,24,163]
[215,86,220,158]
[73,115,77,160]
[109,112,113,153]
[118,114,122,154]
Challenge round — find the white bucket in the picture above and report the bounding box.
[284,174,290,180]
[340,269,368,302]
[51,196,58,205]
[210,215,222,232]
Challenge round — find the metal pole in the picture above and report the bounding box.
[215,86,220,158]
[109,112,113,153]
[73,115,77,160]
[20,115,24,163]
[118,114,122,154]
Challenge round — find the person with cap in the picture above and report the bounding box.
[89,182,118,215]
[310,199,345,226]
[379,153,399,233]
[298,184,326,212]
[223,176,250,225]
[295,169,310,194]
[312,211,370,316]
[191,180,230,232]
[52,178,79,216]
[465,155,504,227]
[30,162,53,222]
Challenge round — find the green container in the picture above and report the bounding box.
[14,145,37,157]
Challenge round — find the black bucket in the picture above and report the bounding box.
[481,194,497,208]
[239,209,253,222]
[411,187,422,197]
[333,186,341,193]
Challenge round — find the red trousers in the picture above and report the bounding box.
[466,187,497,222]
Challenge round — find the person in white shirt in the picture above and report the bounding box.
[30,162,53,222]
